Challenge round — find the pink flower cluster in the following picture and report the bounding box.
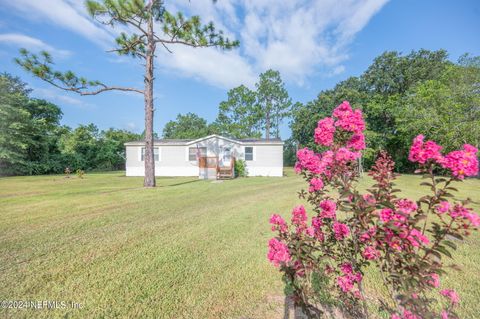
[335,147,361,164]
[408,135,443,164]
[336,263,362,293]
[332,101,366,134]
[427,273,440,288]
[333,222,350,240]
[319,199,336,219]
[362,245,380,260]
[440,289,460,305]
[291,205,308,227]
[314,117,335,146]
[267,238,291,267]
[376,204,430,250]
[409,135,478,180]
[269,214,288,233]
[295,148,322,174]
[308,177,324,192]
[435,201,480,227]
[440,144,479,179]
[347,132,366,151]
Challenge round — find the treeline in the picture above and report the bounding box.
[0,73,141,176]
[2,49,478,176]
[289,50,480,170]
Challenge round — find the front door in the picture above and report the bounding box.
[221,147,231,167]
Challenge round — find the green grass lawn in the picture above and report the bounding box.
[0,170,479,318]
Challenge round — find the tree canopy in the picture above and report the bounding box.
[290,49,480,171]
[163,112,212,139]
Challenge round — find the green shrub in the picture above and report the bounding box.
[234,159,247,177]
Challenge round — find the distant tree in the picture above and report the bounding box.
[0,74,31,175]
[15,0,238,187]
[283,138,298,167]
[59,124,100,170]
[256,69,292,139]
[397,62,480,155]
[97,128,141,170]
[214,85,261,138]
[0,73,64,175]
[163,112,210,139]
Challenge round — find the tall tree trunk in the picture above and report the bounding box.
[143,13,156,187]
[265,99,270,140]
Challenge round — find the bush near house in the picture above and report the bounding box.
[235,159,248,177]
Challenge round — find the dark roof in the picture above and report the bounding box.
[239,138,282,142]
[124,134,283,146]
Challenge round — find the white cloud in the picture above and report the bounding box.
[3,0,389,88]
[0,33,72,57]
[1,0,114,47]
[157,46,257,89]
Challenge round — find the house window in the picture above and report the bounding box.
[189,147,206,161]
[141,147,159,161]
[245,147,253,161]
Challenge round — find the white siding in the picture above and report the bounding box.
[125,145,199,177]
[241,144,283,177]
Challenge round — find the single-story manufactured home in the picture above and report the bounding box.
[124,134,284,179]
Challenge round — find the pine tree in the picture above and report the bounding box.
[15,0,238,187]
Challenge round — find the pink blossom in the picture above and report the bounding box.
[320,200,337,219]
[314,117,335,146]
[427,273,440,288]
[435,201,450,214]
[465,212,480,227]
[362,194,376,205]
[391,315,401,319]
[360,226,377,242]
[332,100,353,119]
[380,208,394,223]
[267,238,291,267]
[402,309,421,319]
[312,217,325,241]
[291,205,307,226]
[333,222,350,240]
[363,245,380,260]
[347,132,366,150]
[440,144,478,179]
[441,310,449,319]
[440,289,460,305]
[337,275,354,292]
[295,148,323,174]
[333,101,366,133]
[269,214,288,233]
[406,229,430,247]
[308,177,324,192]
[306,227,315,237]
[335,147,361,164]
[449,204,480,226]
[408,135,443,164]
[395,199,418,215]
[340,263,353,274]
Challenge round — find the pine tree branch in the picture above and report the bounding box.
[15,49,144,96]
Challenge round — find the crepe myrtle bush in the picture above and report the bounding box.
[267,101,479,319]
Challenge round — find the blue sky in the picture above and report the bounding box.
[0,0,479,139]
